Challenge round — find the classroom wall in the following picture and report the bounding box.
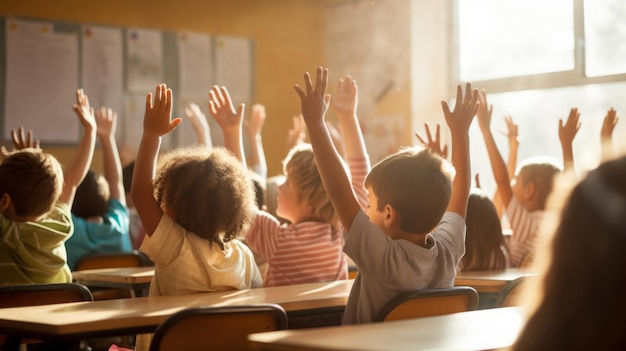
[0,0,327,177]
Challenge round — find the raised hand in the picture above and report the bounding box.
[442,83,479,134]
[245,104,267,138]
[558,107,581,147]
[475,89,492,132]
[0,127,40,158]
[287,114,306,149]
[185,102,211,145]
[208,85,244,134]
[330,75,358,120]
[96,107,118,140]
[415,122,449,159]
[143,83,181,137]
[501,115,519,151]
[601,107,618,140]
[72,89,97,131]
[294,67,330,127]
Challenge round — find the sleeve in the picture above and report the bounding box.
[431,212,466,261]
[139,214,185,267]
[244,210,283,262]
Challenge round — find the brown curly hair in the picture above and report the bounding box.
[282,143,338,226]
[153,146,255,249]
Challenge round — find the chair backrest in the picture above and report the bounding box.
[74,250,145,271]
[374,286,479,322]
[0,283,93,308]
[495,277,527,307]
[149,304,288,351]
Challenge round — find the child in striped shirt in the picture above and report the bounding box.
[208,78,369,287]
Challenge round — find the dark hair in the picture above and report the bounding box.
[461,189,508,271]
[365,147,453,233]
[72,170,110,218]
[122,161,135,194]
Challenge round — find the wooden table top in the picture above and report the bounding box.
[454,268,538,293]
[72,266,154,285]
[0,279,354,340]
[248,306,526,351]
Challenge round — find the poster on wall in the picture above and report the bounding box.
[126,28,164,94]
[5,18,79,143]
[214,35,252,106]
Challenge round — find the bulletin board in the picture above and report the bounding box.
[0,16,254,150]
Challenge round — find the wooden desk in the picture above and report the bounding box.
[248,306,525,351]
[72,267,154,297]
[455,268,538,308]
[0,279,353,348]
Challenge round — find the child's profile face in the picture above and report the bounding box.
[366,188,386,231]
[276,174,311,224]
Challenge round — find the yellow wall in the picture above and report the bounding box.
[0,0,327,176]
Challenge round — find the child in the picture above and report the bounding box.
[0,89,97,284]
[461,188,509,271]
[66,107,132,270]
[512,155,626,350]
[131,83,262,351]
[296,67,477,324]
[477,90,561,267]
[208,80,368,287]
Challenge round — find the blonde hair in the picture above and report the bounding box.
[282,143,338,226]
[153,146,255,249]
[516,156,562,210]
[0,148,63,217]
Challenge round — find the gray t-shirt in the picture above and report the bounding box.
[342,210,466,324]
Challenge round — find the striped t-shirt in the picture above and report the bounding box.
[506,197,544,267]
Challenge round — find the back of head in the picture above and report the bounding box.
[462,189,507,271]
[0,148,64,218]
[72,170,110,219]
[154,146,255,246]
[365,147,453,234]
[283,143,338,226]
[514,155,626,350]
[517,157,561,210]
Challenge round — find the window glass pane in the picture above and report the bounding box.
[458,0,575,81]
[584,0,626,76]
[470,82,626,197]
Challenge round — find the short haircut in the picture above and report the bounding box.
[365,147,454,234]
[516,157,562,210]
[153,146,255,248]
[283,143,338,226]
[71,170,110,219]
[0,148,64,218]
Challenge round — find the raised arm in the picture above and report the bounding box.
[330,75,367,160]
[558,107,581,173]
[477,89,513,207]
[208,85,246,166]
[286,114,307,150]
[184,103,213,147]
[601,107,618,161]
[130,84,181,235]
[244,103,268,179]
[59,89,97,205]
[442,83,478,218]
[493,115,519,217]
[96,107,125,205]
[296,67,360,229]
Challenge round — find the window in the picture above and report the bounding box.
[455,0,626,197]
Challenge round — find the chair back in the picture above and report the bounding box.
[74,250,145,271]
[149,304,288,351]
[374,286,479,322]
[0,283,93,308]
[495,276,527,307]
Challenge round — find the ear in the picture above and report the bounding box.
[523,182,536,201]
[0,193,11,213]
[383,204,399,229]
